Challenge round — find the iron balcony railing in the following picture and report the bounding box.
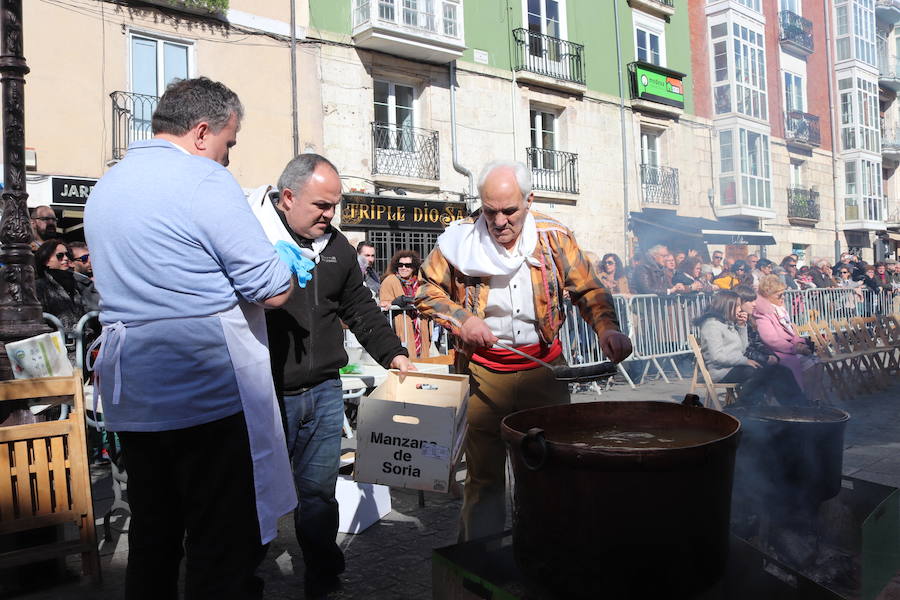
[787,187,820,221]
[512,28,585,85]
[371,122,439,180]
[785,111,821,147]
[110,91,159,160]
[779,10,813,54]
[639,164,679,205]
[650,0,674,6]
[526,147,579,194]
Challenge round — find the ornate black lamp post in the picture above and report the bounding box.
[0,0,48,381]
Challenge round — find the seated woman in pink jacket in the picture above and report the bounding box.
[753,274,821,398]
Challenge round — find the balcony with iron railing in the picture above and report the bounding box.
[371,122,440,181]
[639,164,679,206]
[512,28,585,91]
[351,0,465,64]
[110,91,159,161]
[787,187,820,225]
[526,147,579,195]
[779,11,813,56]
[784,111,821,148]
[627,0,675,19]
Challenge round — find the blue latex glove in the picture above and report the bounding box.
[274,241,315,287]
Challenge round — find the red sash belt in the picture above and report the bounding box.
[470,339,562,372]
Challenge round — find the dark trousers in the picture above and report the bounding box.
[721,364,807,406]
[118,411,267,600]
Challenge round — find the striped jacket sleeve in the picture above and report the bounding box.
[414,246,472,333]
[552,229,621,336]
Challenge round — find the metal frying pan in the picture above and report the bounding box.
[493,341,618,382]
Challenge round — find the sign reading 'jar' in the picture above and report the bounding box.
[341,194,467,231]
[51,176,98,206]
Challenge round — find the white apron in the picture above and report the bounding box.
[90,302,297,544]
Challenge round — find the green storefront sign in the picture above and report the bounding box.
[630,61,686,110]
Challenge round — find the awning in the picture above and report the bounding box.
[629,211,776,247]
[700,229,776,245]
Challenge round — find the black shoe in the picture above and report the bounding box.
[304,573,341,599]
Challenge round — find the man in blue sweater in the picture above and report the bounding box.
[86,78,295,599]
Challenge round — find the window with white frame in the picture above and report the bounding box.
[834,0,876,66]
[784,72,805,112]
[779,0,800,14]
[527,0,564,41]
[640,130,660,168]
[374,80,415,152]
[709,20,767,120]
[640,129,662,186]
[740,129,771,208]
[130,33,191,132]
[838,75,880,153]
[633,11,666,67]
[844,158,883,221]
[530,108,557,169]
[442,1,459,37]
[736,0,761,12]
[789,161,804,188]
[718,127,772,208]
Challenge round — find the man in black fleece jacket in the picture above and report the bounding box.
[266,154,411,599]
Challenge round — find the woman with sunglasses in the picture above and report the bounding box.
[379,250,431,358]
[34,238,89,331]
[753,274,821,399]
[835,264,865,316]
[597,253,630,295]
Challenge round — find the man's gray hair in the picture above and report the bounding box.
[151,77,244,136]
[277,153,340,195]
[477,160,532,201]
[647,244,668,258]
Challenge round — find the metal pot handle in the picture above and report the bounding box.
[521,427,547,471]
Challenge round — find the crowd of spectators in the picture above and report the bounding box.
[594,243,900,299]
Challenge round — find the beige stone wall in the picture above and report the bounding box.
[20,1,305,187]
[765,143,840,264]
[312,41,719,259]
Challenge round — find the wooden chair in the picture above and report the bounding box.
[850,316,896,378]
[796,322,854,402]
[687,334,737,411]
[875,314,900,373]
[831,318,884,391]
[0,375,100,579]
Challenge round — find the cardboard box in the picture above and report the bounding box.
[336,476,392,534]
[355,371,468,493]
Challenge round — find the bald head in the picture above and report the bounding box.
[479,165,533,249]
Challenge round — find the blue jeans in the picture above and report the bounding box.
[282,379,345,579]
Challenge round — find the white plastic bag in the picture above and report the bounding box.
[6,331,74,379]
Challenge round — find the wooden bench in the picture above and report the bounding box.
[0,375,100,579]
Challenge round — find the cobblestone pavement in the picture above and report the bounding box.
[7,374,900,599]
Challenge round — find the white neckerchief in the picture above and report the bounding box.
[246,184,331,263]
[437,211,539,277]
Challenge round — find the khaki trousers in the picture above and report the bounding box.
[459,361,569,542]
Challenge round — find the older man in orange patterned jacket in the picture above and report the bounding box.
[415,160,632,541]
